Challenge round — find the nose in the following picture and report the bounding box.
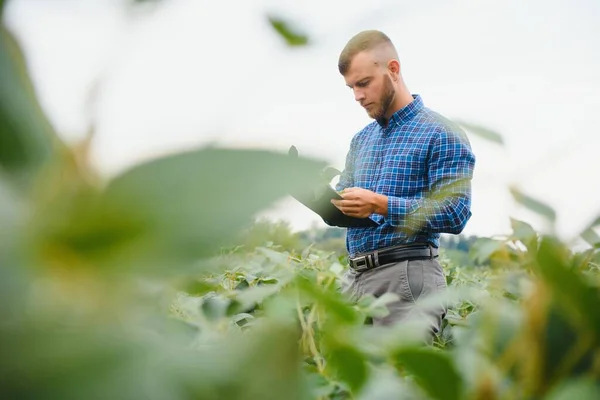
[353,88,365,103]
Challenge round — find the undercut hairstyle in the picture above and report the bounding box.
[338,30,396,75]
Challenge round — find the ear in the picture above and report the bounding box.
[387,59,400,80]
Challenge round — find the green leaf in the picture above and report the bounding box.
[579,215,600,247]
[470,237,504,264]
[356,365,420,400]
[455,120,504,145]
[0,178,31,322]
[227,283,284,315]
[510,218,539,254]
[295,274,360,324]
[358,292,399,319]
[302,370,340,398]
[177,278,218,296]
[192,319,305,400]
[326,343,369,393]
[256,247,289,265]
[395,347,464,400]
[201,294,230,321]
[38,147,326,273]
[510,187,556,224]
[544,379,600,400]
[536,237,600,341]
[1,314,305,400]
[470,301,523,361]
[232,312,254,324]
[0,325,147,399]
[510,218,537,242]
[581,229,600,247]
[542,305,595,382]
[300,243,314,260]
[0,26,64,190]
[267,15,309,47]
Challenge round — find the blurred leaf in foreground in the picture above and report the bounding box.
[510,186,557,226]
[510,217,539,255]
[580,215,600,247]
[469,237,504,264]
[325,340,369,393]
[0,177,28,321]
[267,15,309,46]
[395,347,464,400]
[0,25,65,191]
[0,311,304,400]
[544,379,600,400]
[536,237,600,340]
[455,120,504,146]
[510,218,537,243]
[31,147,327,275]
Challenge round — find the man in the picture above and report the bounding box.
[331,30,475,337]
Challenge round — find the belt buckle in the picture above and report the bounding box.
[351,254,373,272]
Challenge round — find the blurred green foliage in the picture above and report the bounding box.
[267,15,310,47]
[1,3,599,399]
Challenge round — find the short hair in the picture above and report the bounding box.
[338,30,396,75]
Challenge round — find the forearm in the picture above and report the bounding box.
[385,193,471,234]
[386,128,475,234]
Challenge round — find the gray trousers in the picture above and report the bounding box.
[341,257,448,336]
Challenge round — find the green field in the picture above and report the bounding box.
[1,6,599,399]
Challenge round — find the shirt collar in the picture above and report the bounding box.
[376,94,424,129]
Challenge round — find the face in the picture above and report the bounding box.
[343,51,396,121]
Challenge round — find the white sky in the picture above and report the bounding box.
[4,0,600,242]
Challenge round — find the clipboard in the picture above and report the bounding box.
[288,146,380,228]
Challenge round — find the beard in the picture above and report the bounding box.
[367,74,396,123]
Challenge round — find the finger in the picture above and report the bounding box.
[344,210,368,218]
[332,199,355,206]
[342,187,358,193]
[339,189,361,198]
[338,206,368,216]
[341,189,368,200]
[335,201,365,210]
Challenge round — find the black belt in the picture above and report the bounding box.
[348,243,438,272]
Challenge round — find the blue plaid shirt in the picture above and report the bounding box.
[336,94,475,257]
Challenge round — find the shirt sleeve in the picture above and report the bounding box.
[386,127,475,234]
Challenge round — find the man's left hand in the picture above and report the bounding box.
[331,187,388,218]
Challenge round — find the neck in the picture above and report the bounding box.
[384,84,414,121]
